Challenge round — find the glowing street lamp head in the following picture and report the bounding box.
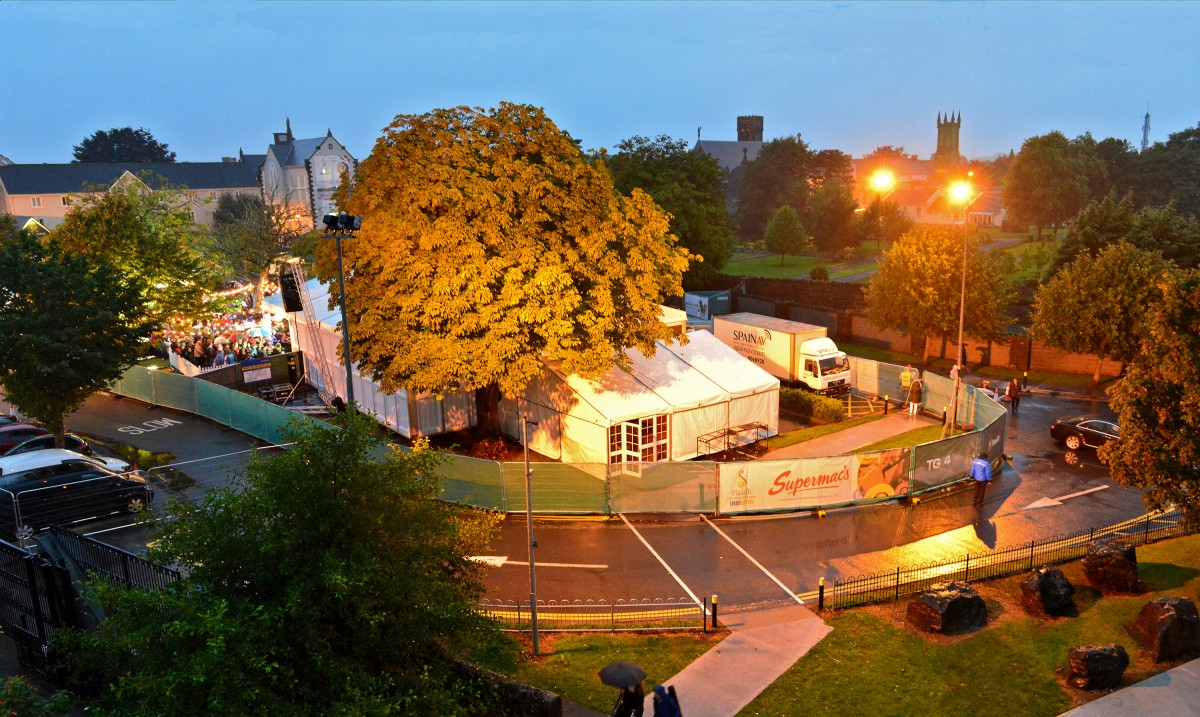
[869,169,897,193]
[948,180,973,205]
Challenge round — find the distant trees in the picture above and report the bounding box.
[604,135,736,289]
[1002,131,1105,240]
[1032,242,1172,382]
[865,227,1013,362]
[736,137,855,246]
[763,205,809,264]
[0,217,150,446]
[855,198,914,248]
[805,180,858,253]
[206,193,312,310]
[1101,270,1200,525]
[1055,193,1200,272]
[72,127,176,163]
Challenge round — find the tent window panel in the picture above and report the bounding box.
[656,415,667,442]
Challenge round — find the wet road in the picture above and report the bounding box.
[480,392,1144,609]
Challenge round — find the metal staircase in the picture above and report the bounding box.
[286,261,338,408]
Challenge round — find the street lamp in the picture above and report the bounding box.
[947,180,974,434]
[868,168,897,198]
[322,212,362,408]
[521,415,541,656]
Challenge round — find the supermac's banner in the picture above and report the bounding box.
[718,455,857,513]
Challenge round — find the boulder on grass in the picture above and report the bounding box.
[1083,540,1138,593]
[1068,644,1129,690]
[1132,597,1200,662]
[1020,566,1076,617]
[905,581,987,634]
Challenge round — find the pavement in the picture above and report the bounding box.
[1060,658,1200,716]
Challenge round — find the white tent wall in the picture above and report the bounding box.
[672,403,730,460]
[729,389,779,433]
[500,369,611,464]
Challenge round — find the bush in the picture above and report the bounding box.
[779,387,848,422]
[809,266,830,281]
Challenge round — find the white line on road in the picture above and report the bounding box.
[1022,485,1109,511]
[619,513,704,607]
[505,561,608,569]
[701,514,805,606]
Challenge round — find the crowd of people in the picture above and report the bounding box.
[152,311,292,369]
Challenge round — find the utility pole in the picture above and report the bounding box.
[522,415,540,656]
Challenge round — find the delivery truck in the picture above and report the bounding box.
[712,313,850,395]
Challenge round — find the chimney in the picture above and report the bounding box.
[737,115,764,142]
[221,157,236,163]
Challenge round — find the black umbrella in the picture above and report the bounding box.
[599,661,646,689]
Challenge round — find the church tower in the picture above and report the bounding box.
[933,112,961,167]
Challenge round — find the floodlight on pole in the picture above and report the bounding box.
[322,212,363,409]
[947,180,975,435]
[869,168,897,195]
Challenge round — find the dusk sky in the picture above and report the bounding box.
[3,1,1198,165]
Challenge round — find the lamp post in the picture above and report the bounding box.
[521,415,541,656]
[947,180,974,434]
[322,212,362,408]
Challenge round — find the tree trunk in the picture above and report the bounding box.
[1094,356,1105,384]
[779,253,785,266]
[475,384,502,436]
[255,267,271,312]
[1035,224,1043,241]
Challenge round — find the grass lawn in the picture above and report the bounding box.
[723,254,879,281]
[762,413,884,450]
[857,425,945,452]
[494,534,1200,716]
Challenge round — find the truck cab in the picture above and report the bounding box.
[798,338,850,395]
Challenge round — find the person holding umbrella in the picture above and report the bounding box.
[599,661,645,717]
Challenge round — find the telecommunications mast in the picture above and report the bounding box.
[1141,109,1151,152]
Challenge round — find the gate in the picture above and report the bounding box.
[0,540,76,671]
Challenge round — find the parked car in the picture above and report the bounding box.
[0,458,151,541]
[0,424,49,452]
[0,450,132,477]
[1050,415,1121,451]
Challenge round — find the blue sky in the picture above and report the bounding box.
[3,1,1198,164]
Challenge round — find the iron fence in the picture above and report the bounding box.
[0,539,76,671]
[829,509,1195,609]
[46,526,180,590]
[479,597,706,633]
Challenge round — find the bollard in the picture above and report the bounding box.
[884,395,889,415]
[711,594,718,629]
[1023,371,1028,390]
[818,577,825,611]
[942,407,948,425]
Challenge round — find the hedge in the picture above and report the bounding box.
[779,387,848,423]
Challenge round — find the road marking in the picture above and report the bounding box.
[1022,485,1109,510]
[506,560,609,569]
[701,514,805,606]
[619,513,703,607]
[469,555,509,567]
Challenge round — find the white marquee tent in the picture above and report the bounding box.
[265,276,476,438]
[500,330,779,464]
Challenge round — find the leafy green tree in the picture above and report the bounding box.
[810,149,855,186]
[865,227,1013,362]
[72,127,176,163]
[1003,131,1105,240]
[1032,242,1171,382]
[205,193,312,309]
[763,205,809,264]
[736,135,814,241]
[603,135,736,289]
[855,198,914,248]
[57,412,505,715]
[52,182,223,326]
[330,104,691,431]
[0,217,150,445]
[805,180,858,253]
[1135,125,1200,221]
[1056,193,1200,272]
[1100,270,1200,524]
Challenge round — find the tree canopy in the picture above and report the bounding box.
[865,227,1013,362]
[0,217,150,443]
[1101,270,1200,525]
[1002,131,1105,239]
[330,103,691,427]
[736,135,815,241]
[1032,241,1171,381]
[855,197,914,248]
[763,205,809,264]
[52,182,224,326]
[72,127,176,163]
[205,193,312,309]
[805,179,858,253]
[603,135,735,289]
[58,412,505,715]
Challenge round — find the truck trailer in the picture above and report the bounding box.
[712,313,850,395]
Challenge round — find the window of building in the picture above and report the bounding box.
[30,197,41,208]
[61,197,70,206]
[609,415,668,465]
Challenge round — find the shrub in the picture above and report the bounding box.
[779,387,847,422]
[809,266,830,281]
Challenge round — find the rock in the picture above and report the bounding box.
[1068,644,1129,690]
[1083,540,1138,593]
[1132,597,1200,662]
[905,581,987,634]
[1020,566,1076,616]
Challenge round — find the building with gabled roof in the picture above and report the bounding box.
[259,119,356,228]
[694,115,765,209]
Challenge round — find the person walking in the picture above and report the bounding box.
[1006,377,1021,414]
[652,685,683,717]
[907,372,924,417]
[900,365,913,410]
[971,452,993,506]
[613,682,645,717]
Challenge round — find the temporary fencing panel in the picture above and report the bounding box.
[854,448,914,501]
[911,432,981,491]
[435,454,504,510]
[717,455,858,514]
[609,462,718,513]
[503,462,608,514]
[152,369,200,413]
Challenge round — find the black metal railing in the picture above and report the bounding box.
[829,510,1193,610]
[0,539,76,671]
[479,597,706,633]
[47,526,180,590]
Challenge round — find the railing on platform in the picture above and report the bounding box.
[478,597,706,633]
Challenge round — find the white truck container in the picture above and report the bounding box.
[712,313,850,395]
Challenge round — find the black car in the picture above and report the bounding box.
[0,459,152,541]
[3,433,93,458]
[1050,415,1121,451]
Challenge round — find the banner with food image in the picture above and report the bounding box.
[854,448,913,500]
[718,455,857,513]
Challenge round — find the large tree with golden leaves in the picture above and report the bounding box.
[331,103,691,430]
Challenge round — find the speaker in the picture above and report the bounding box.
[279,271,304,313]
